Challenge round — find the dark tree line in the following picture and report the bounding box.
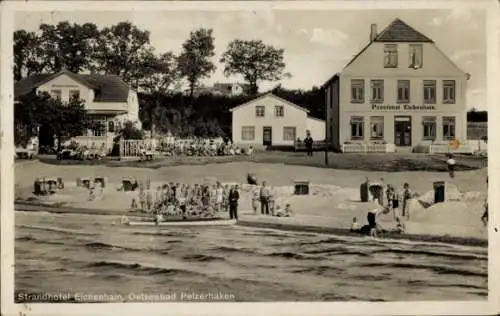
[14,20,302,138]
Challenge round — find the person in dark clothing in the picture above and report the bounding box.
[229,185,240,220]
[260,181,271,215]
[304,131,313,157]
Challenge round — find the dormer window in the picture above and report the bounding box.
[384,44,398,68]
[409,44,423,69]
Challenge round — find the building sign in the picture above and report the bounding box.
[52,84,79,88]
[371,104,436,111]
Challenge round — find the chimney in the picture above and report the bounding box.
[370,24,377,42]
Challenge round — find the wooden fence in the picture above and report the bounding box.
[119,139,158,159]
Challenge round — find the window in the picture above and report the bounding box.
[370,116,384,139]
[275,105,284,117]
[283,127,296,141]
[241,126,255,141]
[443,80,456,104]
[50,89,62,100]
[370,80,384,103]
[397,80,410,103]
[351,79,365,103]
[108,121,115,133]
[442,117,456,140]
[422,116,436,140]
[255,106,265,117]
[69,90,80,100]
[384,44,398,68]
[350,116,364,140]
[423,80,436,104]
[91,120,106,137]
[409,44,423,69]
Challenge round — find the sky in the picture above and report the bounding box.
[14,8,487,109]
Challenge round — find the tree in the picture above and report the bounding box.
[37,22,100,73]
[15,92,89,150]
[220,39,291,95]
[114,121,145,141]
[140,50,180,95]
[92,22,152,87]
[177,28,216,100]
[13,30,44,80]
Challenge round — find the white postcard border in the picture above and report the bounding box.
[1,1,498,315]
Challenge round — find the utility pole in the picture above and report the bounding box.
[324,99,328,166]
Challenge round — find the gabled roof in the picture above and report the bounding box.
[374,18,434,43]
[229,92,310,113]
[14,69,131,102]
[343,18,434,69]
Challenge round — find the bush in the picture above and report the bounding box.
[113,121,145,142]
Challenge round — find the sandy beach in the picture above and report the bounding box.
[15,160,488,240]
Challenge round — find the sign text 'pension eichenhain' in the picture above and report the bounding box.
[371,104,436,111]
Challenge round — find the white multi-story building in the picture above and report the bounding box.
[323,18,468,152]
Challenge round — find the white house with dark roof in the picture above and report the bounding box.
[323,18,468,152]
[14,69,141,151]
[230,93,325,147]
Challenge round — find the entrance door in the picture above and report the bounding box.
[394,116,412,147]
[263,126,272,146]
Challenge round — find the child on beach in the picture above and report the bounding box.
[393,217,405,234]
[268,195,276,216]
[251,190,260,213]
[446,154,456,178]
[386,185,399,218]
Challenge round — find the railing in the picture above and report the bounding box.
[119,139,159,159]
[341,142,395,153]
[428,140,487,155]
[294,140,327,151]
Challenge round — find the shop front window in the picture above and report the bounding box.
[370,116,384,140]
[422,116,436,140]
[442,117,456,140]
[350,116,364,140]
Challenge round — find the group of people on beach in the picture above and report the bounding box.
[250,181,294,217]
[129,180,241,221]
[350,179,415,238]
[368,179,414,219]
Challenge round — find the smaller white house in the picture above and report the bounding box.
[14,69,142,152]
[230,93,325,147]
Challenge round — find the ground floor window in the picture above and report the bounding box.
[350,116,364,140]
[241,126,255,141]
[422,116,436,140]
[442,117,456,140]
[370,116,384,139]
[84,116,107,137]
[283,126,296,141]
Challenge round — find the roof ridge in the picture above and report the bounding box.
[374,18,434,43]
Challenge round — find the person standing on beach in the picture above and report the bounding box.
[481,176,488,226]
[402,183,412,220]
[446,153,456,178]
[260,181,271,215]
[229,185,240,220]
[304,131,314,157]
